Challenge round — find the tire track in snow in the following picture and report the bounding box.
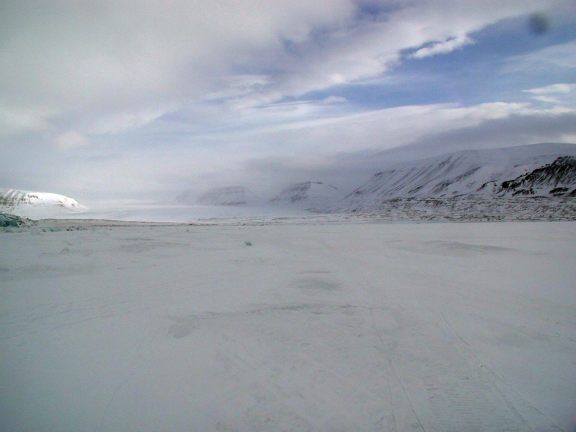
[439,312,566,432]
[325,235,546,432]
[304,234,418,431]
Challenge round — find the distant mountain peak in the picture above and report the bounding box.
[270,181,341,209]
[177,186,256,206]
[341,143,576,210]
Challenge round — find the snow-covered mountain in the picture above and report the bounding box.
[181,186,256,206]
[270,181,341,210]
[0,189,86,217]
[342,143,576,209]
[492,156,576,197]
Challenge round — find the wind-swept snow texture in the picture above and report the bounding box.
[1,220,575,431]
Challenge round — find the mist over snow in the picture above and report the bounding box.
[270,181,342,211]
[178,186,253,206]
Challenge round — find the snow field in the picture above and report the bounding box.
[1,221,575,431]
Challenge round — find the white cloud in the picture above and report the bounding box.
[524,83,576,106]
[0,105,50,136]
[410,35,474,59]
[0,0,356,137]
[88,106,175,135]
[321,96,348,105]
[0,0,569,140]
[525,83,576,95]
[55,131,90,150]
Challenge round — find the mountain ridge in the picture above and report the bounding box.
[340,143,576,210]
[270,181,340,210]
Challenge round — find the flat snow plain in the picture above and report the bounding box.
[1,219,575,431]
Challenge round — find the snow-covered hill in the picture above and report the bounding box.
[493,156,576,197]
[270,181,341,210]
[342,143,576,209]
[0,189,86,218]
[186,186,256,206]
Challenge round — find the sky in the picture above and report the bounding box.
[1,0,575,202]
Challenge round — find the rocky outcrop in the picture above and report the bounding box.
[496,156,576,197]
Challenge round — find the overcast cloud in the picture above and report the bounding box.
[1,0,575,202]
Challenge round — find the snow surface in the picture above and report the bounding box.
[1,219,575,431]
